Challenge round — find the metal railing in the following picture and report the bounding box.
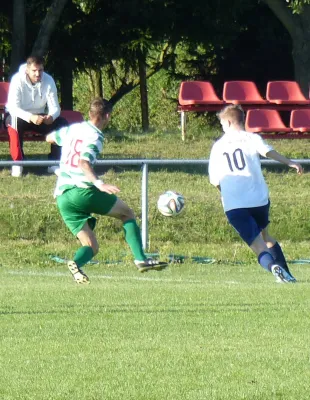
[1,158,309,249]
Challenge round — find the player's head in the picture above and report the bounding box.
[26,55,44,84]
[217,104,245,133]
[89,98,113,129]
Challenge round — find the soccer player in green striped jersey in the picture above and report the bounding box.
[46,98,167,284]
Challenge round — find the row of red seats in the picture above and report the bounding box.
[246,109,310,134]
[178,80,310,139]
[179,80,310,106]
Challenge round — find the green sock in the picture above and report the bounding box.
[73,246,94,268]
[123,219,146,261]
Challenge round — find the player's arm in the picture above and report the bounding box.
[266,150,303,175]
[208,145,221,188]
[46,126,69,145]
[78,159,120,194]
[46,132,56,144]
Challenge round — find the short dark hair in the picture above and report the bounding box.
[26,55,45,66]
[89,98,113,118]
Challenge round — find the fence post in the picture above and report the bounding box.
[141,162,149,250]
[181,111,186,141]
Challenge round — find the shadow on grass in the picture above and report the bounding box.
[0,302,282,316]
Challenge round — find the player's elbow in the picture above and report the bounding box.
[46,134,55,144]
[78,159,91,169]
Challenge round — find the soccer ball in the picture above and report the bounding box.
[157,191,185,217]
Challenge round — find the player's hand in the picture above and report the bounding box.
[30,114,44,125]
[43,115,53,125]
[97,183,120,194]
[289,162,303,175]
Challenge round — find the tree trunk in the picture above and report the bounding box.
[138,51,149,132]
[292,31,310,97]
[264,0,310,96]
[10,0,26,76]
[88,69,103,98]
[31,0,69,57]
[60,58,73,109]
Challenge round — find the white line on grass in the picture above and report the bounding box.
[6,270,241,285]
[6,270,206,284]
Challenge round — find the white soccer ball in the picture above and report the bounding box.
[157,191,185,217]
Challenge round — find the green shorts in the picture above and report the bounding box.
[56,186,117,236]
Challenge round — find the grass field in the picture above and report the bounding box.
[0,133,310,399]
[1,262,310,400]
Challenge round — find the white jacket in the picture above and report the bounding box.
[6,64,61,123]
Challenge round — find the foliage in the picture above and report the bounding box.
[0,12,11,58]
[286,0,310,13]
[2,0,310,131]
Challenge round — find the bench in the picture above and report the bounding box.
[0,110,84,142]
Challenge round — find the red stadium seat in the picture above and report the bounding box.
[266,81,310,105]
[290,109,310,132]
[178,81,224,105]
[0,81,9,109]
[245,109,292,133]
[223,81,268,104]
[60,110,84,124]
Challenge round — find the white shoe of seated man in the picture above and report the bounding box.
[47,166,60,176]
[11,165,23,177]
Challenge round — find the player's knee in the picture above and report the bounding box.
[80,236,99,255]
[92,243,99,255]
[121,207,135,222]
[263,233,276,246]
[116,204,135,222]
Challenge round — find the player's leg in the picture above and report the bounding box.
[261,227,293,276]
[226,207,293,282]
[248,234,289,282]
[56,188,97,284]
[252,202,296,281]
[249,234,277,272]
[105,197,168,272]
[67,222,99,284]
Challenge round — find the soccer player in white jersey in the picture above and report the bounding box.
[46,98,167,284]
[208,104,303,283]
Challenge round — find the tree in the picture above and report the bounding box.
[31,0,69,57]
[263,0,310,95]
[9,0,68,77]
[10,0,26,75]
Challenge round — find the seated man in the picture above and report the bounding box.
[6,55,68,177]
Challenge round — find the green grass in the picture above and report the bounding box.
[1,264,310,400]
[1,128,309,160]
[0,133,310,399]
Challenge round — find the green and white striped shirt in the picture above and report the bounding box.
[50,121,104,197]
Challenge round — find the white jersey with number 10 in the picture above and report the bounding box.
[208,130,273,212]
